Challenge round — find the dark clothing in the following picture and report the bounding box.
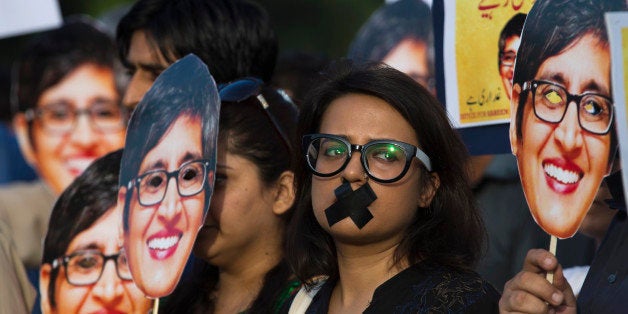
[302,262,500,313]
[161,257,298,314]
[577,210,627,314]
[577,170,627,314]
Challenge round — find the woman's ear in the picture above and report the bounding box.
[39,264,54,314]
[418,172,440,208]
[13,113,37,167]
[272,171,296,216]
[509,83,522,156]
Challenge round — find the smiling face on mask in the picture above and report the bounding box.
[40,209,152,314]
[122,115,206,297]
[15,63,125,195]
[511,33,613,238]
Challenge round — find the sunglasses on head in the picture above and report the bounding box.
[218,77,294,152]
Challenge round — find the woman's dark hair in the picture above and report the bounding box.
[286,60,486,285]
[41,149,123,308]
[116,0,278,83]
[12,16,117,114]
[119,55,219,231]
[513,0,625,165]
[347,0,433,76]
[162,85,299,313]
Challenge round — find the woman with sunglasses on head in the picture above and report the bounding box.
[162,78,299,313]
[285,60,500,313]
[40,150,152,314]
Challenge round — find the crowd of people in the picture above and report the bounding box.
[0,0,626,313]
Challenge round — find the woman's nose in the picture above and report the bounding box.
[341,152,368,185]
[157,177,183,221]
[68,113,99,147]
[554,101,584,154]
[91,259,124,304]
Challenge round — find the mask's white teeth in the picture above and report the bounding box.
[544,164,580,184]
[148,235,179,250]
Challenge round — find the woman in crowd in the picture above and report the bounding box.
[40,150,152,314]
[162,78,300,313]
[285,61,500,312]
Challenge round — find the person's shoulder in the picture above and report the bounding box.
[0,180,50,197]
[0,180,55,217]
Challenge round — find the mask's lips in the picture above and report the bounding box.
[146,230,182,260]
[542,158,583,194]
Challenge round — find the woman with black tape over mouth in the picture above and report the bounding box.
[284,60,500,313]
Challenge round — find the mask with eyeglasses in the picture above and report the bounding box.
[52,249,132,286]
[523,80,614,135]
[25,99,127,135]
[218,77,296,152]
[127,159,211,206]
[303,133,433,184]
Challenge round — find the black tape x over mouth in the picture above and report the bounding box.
[324,181,377,229]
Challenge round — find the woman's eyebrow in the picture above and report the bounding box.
[538,72,610,95]
[69,242,101,253]
[178,151,202,165]
[140,151,202,174]
[141,160,166,173]
[538,71,567,86]
[581,79,610,95]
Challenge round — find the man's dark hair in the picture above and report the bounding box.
[116,0,278,83]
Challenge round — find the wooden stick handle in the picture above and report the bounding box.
[152,298,159,314]
[546,235,558,283]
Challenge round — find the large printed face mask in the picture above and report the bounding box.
[120,54,220,298]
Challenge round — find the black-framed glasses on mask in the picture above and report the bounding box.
[24,99,127,135]
[303,133,432,184]
[218,77,295,151]
[523,80,614,135]
[52,249,132,286]
[129,159,210,206]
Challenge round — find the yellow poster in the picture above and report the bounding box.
[444,0,534,127]
[606,12,628,207]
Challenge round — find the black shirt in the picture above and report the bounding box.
[577,170,627,314]
[303,262,500,313]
